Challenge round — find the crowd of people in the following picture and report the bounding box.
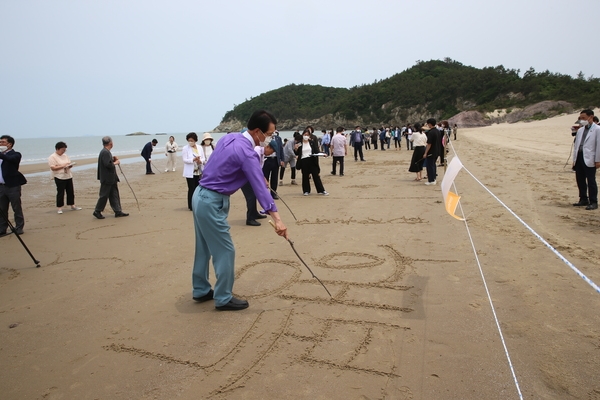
[1,109,599,312]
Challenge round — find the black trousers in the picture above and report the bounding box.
[380,139,386,150]
[353,143,364,161]
[372,140,378,150]
[95,182,122,213]
[262,157,280,196]
[332,156,344,175]
[279,165,296,180]
[144,158,152,173]
[54,177,75,207]
[365,140,371,150]
[301,163,325,194]
[425,156,437,183]
[186,176,200,210]
[0,184,24,233]
[575,151,598,204]
[241,181,260,221]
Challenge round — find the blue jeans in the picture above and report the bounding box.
[192,186,236,307]
[322,144,330,156]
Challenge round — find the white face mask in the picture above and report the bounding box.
[188,141,195,146]
[303,136,309,141]
[0,146,7,152]
[579,119,589,126]
[259,134,273,148]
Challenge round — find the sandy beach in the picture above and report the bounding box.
[1,113,599,399]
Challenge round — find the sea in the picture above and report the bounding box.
[16,131,300,171]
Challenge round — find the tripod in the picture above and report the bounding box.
[0,208,40,267]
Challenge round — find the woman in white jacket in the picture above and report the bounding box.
[182,132,206,210]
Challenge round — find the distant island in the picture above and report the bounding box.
[126,132,150,136]
[214,58,600,131]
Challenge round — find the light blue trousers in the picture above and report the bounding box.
[192,186,235,307]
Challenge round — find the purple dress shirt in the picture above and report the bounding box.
[200,132,277,213]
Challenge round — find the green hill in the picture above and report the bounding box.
[216,59,600,130]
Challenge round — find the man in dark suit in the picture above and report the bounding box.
[262,130,284,199]
[141,139,158,174]
[93,136,129,219]
[0,135,27,236]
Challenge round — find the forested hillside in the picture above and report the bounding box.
[217,59,600,130]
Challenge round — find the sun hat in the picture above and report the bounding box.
[202,133,213,144]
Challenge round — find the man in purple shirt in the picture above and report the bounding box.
[192,110,288,311]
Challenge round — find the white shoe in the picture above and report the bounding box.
[172,168,176,172]
[303,192,309,196]
[57,209,63,214]
[165,169,169,172]
[71,206,82,211]
[424,180,436,185]
[319,191,329,196]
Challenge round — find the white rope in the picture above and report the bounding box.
[452,179,524,399]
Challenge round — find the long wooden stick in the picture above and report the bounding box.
[268,220,332,297]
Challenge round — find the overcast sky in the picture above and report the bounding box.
[1,0,595,138]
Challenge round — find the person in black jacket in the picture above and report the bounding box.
[422,119,441,185]
[93,136,129,219]
[141,139,158,174]
[294,128,328,196]
[0,135,27,236]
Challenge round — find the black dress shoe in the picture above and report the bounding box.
[272,195,280,200]
[93,211,105,219]
[115,212,129,217]
[586,203,598,210]
[573,200,590,207]
[216,297,249,311]
[255,214,267,219]
[193,289,214,303]
[146,172,155,175]
[246,219,261,226]
[0,231,7,237]
[15,230,23,235]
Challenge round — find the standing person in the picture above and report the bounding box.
[572,109,600,210]
[262,130,284,199]
[422,119,441,186]
[330,126,347,176]
[200,133,215,165]
[408,124,427,181]
[364,128,371,150]
[0,135,27,236]
[453,124,458,140]
[393,126,401,150]
[93,136,129,219]
[48,141,82,214]
[371,128,378,150]
[192,110,288,311]
[182,132,206,211]
[404,124,413,150]
[295,128,329,196]
[385,127,391,149]
[165,136,178,172]
[279,134,298,186]
[321,130,331,156]
[379,128,387,150]
[351,126,366,162]
[141,139,158,174]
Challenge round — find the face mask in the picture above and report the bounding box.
[0,146,7,152]
[579,119,589,126]
[259,136,272,147]
[303,136,309,141]
[188,141,195,146]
